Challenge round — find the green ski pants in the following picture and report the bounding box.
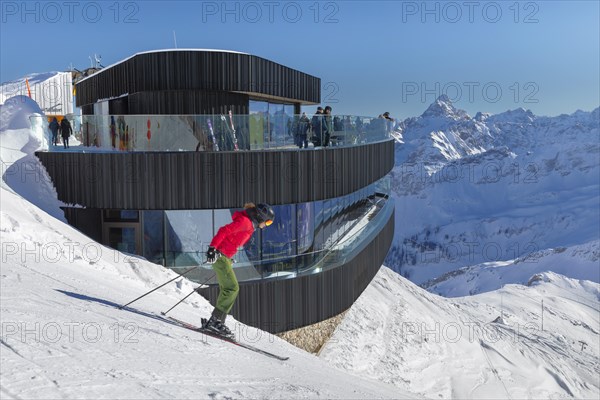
[212,256,239,315]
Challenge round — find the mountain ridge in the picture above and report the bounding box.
[386,96,599,284]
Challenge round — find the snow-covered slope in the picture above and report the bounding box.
[0,96,412,399]
[386,96,600,284]
[425,240,600,297]
[320,266,600,399]
[0,186,410,399]
[339,99,600,398]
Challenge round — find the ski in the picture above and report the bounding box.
[220,113,239,151]
[207,118,220,151]
[219,114,236,151]
[228,110,239,150]
[167,316,289,361]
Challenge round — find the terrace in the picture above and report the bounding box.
[33,113,394,152]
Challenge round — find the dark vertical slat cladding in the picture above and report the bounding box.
[76,50,320,111]
[198,207,395,333]
[126,91,249,115]
[35,140,394,209]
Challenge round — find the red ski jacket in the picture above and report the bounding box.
[210,210,255,258]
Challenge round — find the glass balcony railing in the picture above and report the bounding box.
[32,113,394,152]
[162,195,393,285]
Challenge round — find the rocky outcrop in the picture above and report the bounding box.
[277,311,348,354]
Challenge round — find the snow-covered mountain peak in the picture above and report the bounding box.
[388,99,599,284]
[420,94,469,121]
[572,107,599,121]
[474,111,491,122]
[394,98,493,174]
[490,107,536,124]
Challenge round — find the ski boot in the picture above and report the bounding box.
[201,316,235,340]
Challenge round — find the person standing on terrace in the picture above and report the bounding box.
[49,117,59,146]
[60,117,73,149]
[323,106,334,147]
[296,112,311,149]
[311,107,324,146]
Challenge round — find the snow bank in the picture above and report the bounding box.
[0,95,67,221]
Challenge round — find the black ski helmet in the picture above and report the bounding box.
[255,203,275,224]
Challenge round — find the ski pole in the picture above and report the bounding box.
[119,265,203,310]
[160,272,216,316]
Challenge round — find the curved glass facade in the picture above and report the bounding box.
[32,113,393,152]
[137,176,391,284]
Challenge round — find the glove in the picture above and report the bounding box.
[206,246,217,264]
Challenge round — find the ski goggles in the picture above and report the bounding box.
[265,219,274,227]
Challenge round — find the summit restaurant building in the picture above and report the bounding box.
[35,49,395,333]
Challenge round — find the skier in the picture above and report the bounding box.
[202,203,275,339]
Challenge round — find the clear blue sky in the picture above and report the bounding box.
[1,1,598,118]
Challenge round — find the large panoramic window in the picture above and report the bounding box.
[262,204,296,260]
[142,210,164,266]
[164,210,214,268]
[296,203,314,254]
[67,111,391,153]
[249,100,268,148]
[249,100,295,147]
[135,176,391,282]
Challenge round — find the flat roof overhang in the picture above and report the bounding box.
[76,49,321,107]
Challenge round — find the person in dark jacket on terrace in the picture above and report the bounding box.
[323,106,333,147]
[202,203,275,339]
[49,117,60,146]
[311,107,324,146]
[60,117,73,149]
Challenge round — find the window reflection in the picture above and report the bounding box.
[142,210,164,265]
[262,204,296,259]
[74,112,391,153]
[297,203,314,254]
[164,210,214,267]
[249,100,295,148]
[137,177,391,282]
